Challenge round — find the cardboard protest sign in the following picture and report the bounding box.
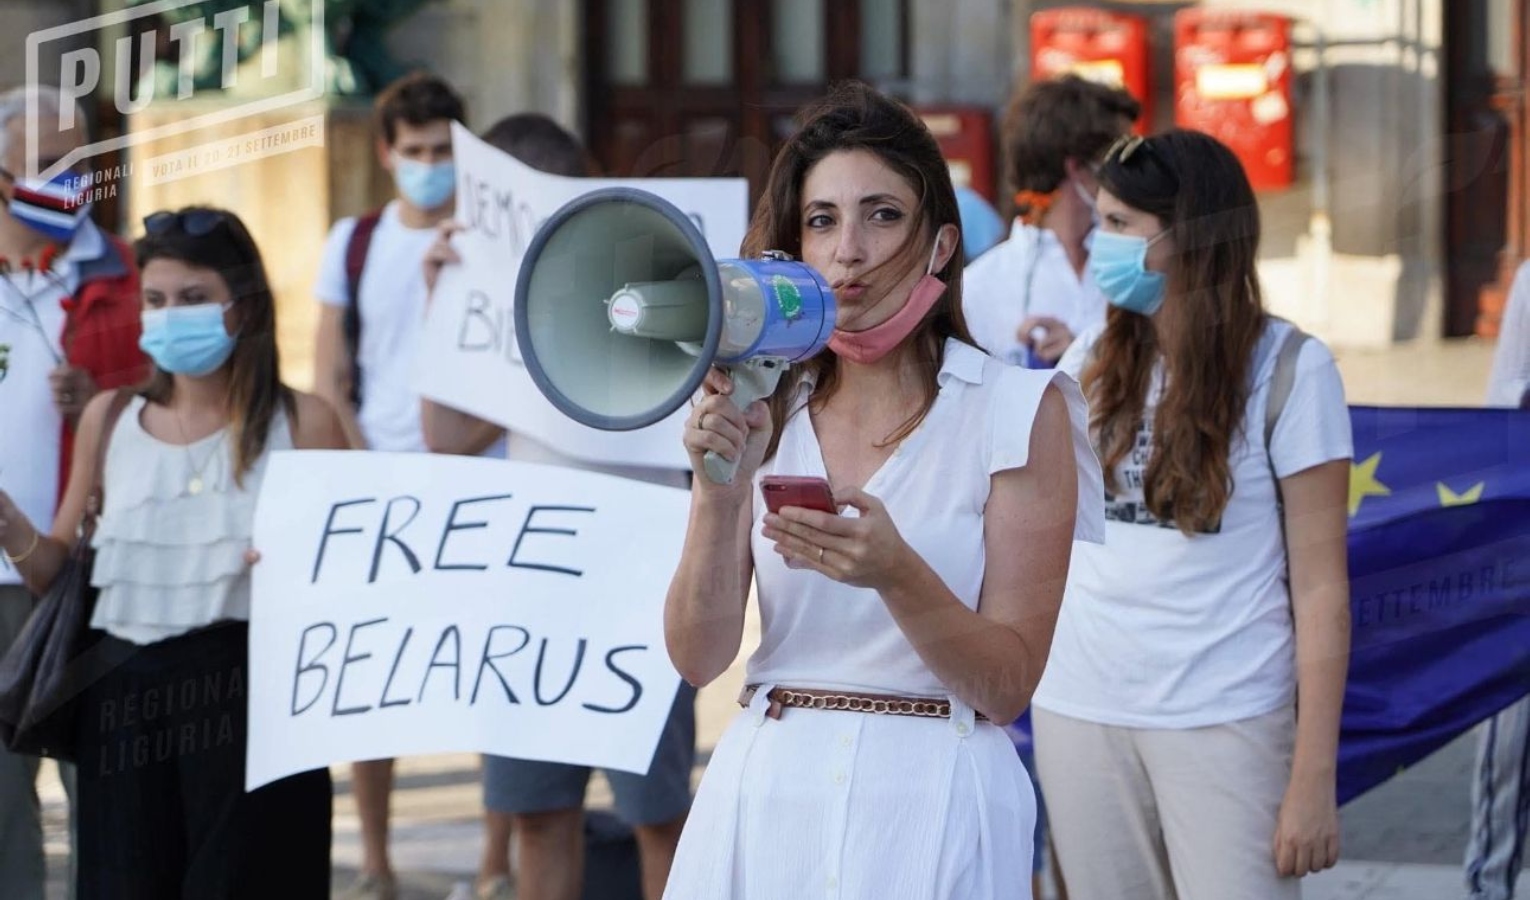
[246,450,688,790]
[415,123,748,469]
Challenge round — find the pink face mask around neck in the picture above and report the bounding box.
[827,242,947,365]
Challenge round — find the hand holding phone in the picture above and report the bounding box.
[761,475,838,515]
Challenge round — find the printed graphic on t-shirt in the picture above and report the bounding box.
[1103,421,1223,534]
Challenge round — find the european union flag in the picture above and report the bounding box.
[1340,405,1530,803]
[1008,405,1530,805]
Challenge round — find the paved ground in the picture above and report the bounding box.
[37,334,1509,899]
[34,723,1485,899]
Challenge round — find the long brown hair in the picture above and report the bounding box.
[1086,130,1266,534]
[745,81,974,460]
[136,207,294,486]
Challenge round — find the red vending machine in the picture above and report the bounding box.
[1173,10,1295,191]
[916,107,998,203]
[1031,7,1153,135]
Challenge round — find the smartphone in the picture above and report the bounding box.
[761,475,837,515]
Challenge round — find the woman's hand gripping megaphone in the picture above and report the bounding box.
[685,366,774,491]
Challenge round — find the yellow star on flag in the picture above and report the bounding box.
[1436,481,1485,507]
[1349,452,1391,517]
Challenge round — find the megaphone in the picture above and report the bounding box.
[515,187,836,484]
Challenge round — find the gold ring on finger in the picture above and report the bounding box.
[817,546,825,562]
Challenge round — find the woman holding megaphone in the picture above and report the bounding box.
[662,82,1104,899]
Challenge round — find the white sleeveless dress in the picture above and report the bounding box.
[662,339,1104,900]
[90,395,292,645]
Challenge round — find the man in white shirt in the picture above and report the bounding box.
[963,75,1139,367]
[311,72,470,900]
[0,85,148,900]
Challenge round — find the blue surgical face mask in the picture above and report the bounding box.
[1088,229,1171,317]
[139,304,237,376]
[393,156,455,209]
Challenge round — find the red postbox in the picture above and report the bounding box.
[917,106,998,202]
[1173,10,1295,191]
[1031,8,1153,136]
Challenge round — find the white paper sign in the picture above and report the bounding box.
[414,123,749,469]
[246,450,688,790]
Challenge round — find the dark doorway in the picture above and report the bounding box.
[582,0,909,201]
[1444,0,1527,337]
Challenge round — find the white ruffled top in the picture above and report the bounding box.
[90,395,291,645]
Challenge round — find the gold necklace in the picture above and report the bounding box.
[172,407,228,496]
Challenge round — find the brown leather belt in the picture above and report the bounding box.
[738,685,987,722]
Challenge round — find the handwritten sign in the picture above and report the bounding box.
[414,123,748,470]
[246,450,689,790]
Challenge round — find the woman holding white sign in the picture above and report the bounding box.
[0,206,345,898]
[662,82,1103,899]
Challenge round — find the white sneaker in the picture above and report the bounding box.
[338,871,399,900]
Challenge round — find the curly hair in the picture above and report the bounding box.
[1002,74,1140,217]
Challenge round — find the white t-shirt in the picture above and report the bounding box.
[0,222,101,585]
[962,221,1107,365]
[1488,261,1530,407]
[1033,319,1353,728]
[746,339,1105,697]
[315,201,437,453]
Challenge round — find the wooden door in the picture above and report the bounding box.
[583,0,909,200]
[1445,0,1529,337]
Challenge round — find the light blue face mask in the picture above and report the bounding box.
[139,304,237,376]
[393,156,456,209]
[1087,229,1171,317]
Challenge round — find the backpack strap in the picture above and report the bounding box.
[342,210,384,407]
[1264,320,1310,584]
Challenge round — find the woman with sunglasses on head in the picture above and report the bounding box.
[1030,131,1353,899]
[0,206,342,898]
[663,82,1103,899]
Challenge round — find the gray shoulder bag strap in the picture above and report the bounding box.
[1265,321,1310,577]
[1265,321,1311,507]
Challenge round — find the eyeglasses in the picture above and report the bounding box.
[143,209,230,238]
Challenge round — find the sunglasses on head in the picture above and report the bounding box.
[143,209,231,238]
[1105,134,1152,166]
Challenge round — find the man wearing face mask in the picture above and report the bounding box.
[963,75,1140,368]
[311,71,470,900]
[314,71,465,454]
[0,84,147,900]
